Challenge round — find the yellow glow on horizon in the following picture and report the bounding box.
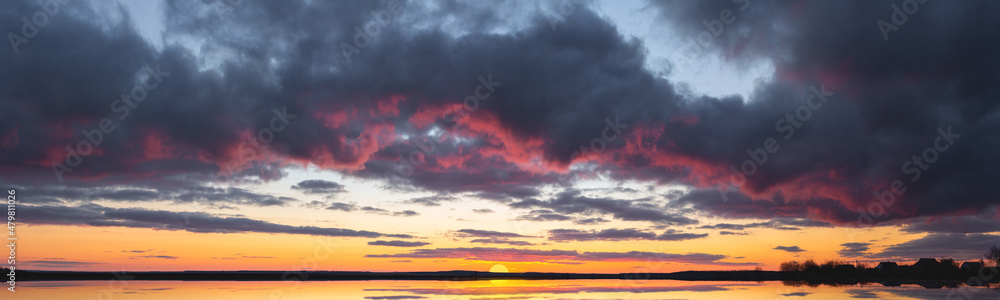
[489,264,509,273]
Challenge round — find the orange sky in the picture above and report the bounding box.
[17,211,920,273]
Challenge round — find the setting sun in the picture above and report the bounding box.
[489,264,509,273]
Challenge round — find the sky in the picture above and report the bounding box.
[1,0,999,273]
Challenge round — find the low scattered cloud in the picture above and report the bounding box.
[511,190,697,225]
[406,195,456,207]
[517,211,573,222]
[130,255,179,260]
[698,219,831,231]
[574,217,610,225]
[455,229,531,238]
[774,246,806,253]
[321,203,418,216]
[19,204,412,239]
[838,242,871,258]
[368,240,431,247]
[29,184,296,207]
[292,180,346,195]
[719,231,749,236]
[469,238,534,246]
[548,228,707,242]
[367,247,757,266]
[21,260,105,268]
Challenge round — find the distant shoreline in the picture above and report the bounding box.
[9,269,1000,285]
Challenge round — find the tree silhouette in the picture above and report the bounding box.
[987,245,1000,267]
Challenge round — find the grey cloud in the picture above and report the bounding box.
[368,240,431,247]
[291,179,346,195]
[548,228,707,242]
[18,204,410,238]
[838,242,871,258]
[512,189,697,225]
[774,246,805,253]
[366,247,755,266]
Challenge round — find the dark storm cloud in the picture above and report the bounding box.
[773,246,805,253]
[678,189,856,223]
[900,208,1000,233]
[291,179,346,195]
[642,0,1000,223]
[1,0,999,227]
[18,204,412,238]
[2,0,683,192]
[368,240,430,247]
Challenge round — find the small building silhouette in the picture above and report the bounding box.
[875,262,898,271]
[912,258,940,271]
[834,264,856,272]
[960,261,983,270]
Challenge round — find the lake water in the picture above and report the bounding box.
[13,279,1000,299]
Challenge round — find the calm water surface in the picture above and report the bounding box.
[13,280,1000,299]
